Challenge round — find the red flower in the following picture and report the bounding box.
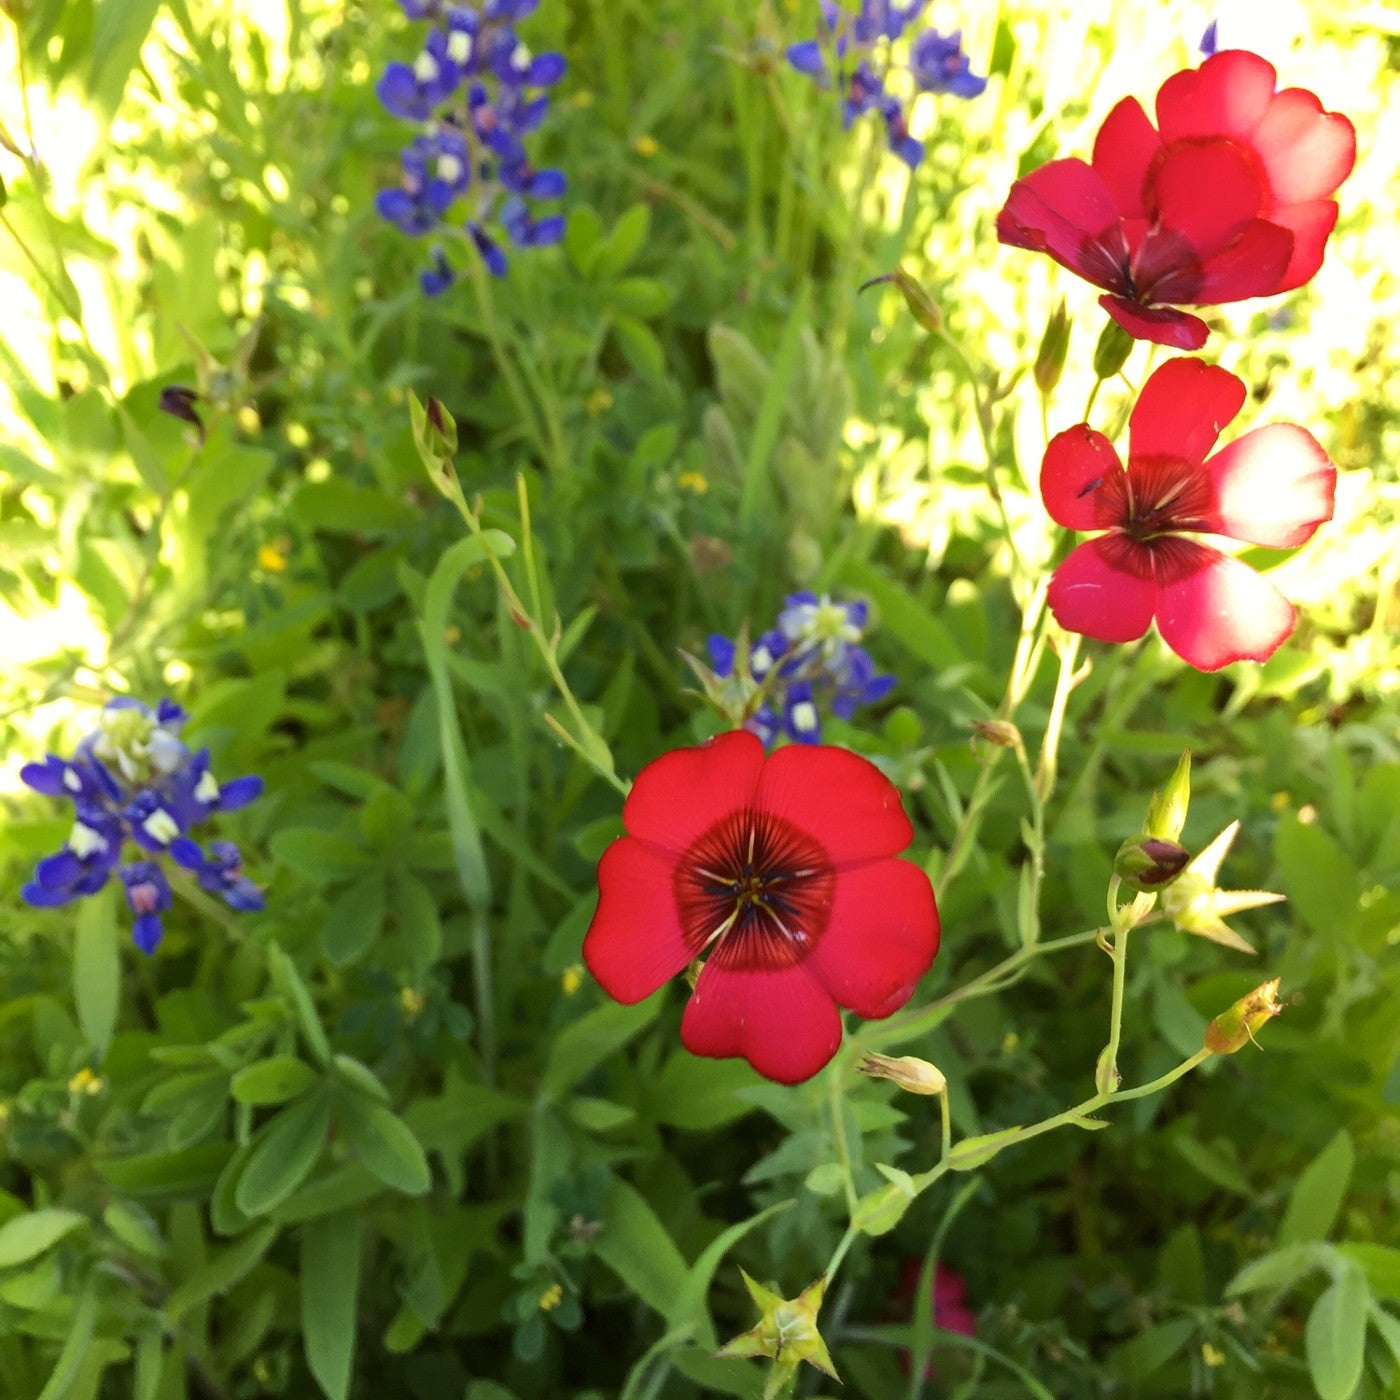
[997,52,1355,349]
[583,730,939,1085]
[1041,358,1336,671]
[895,1260,977,1379]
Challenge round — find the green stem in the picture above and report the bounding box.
[829,1067,860,1217]
[1034,630,1082,805]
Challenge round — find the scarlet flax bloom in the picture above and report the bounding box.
[997,51,1355,349]
[583,730,939,1084]
[1041,358,1336,671]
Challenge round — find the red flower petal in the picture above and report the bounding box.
[1040,424,1122,531]
[1099,295,1208,349]
[1047,537,1158,644]
[1091,97,1161,219]
[1128,358,1246,465]
[1265,199,1341,292]
[583,838,694,1003]
[1186,219,1295,302]
[996,159,1127,291]
[755,743,914,867]
[681,959,842,1084]
[1251,88,1356,205]
[1155,51,1278,144]
[1145,140,1265,258]
[622,729,763,855]
[805,859,939,1019]
[1155,543,1297,669]
[1202,423,1336,548]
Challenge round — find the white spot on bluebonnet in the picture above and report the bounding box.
[142,809,180,846]
[414,52,440,84]
[68,822,108,858]
[63,768,83,793]
[194,771,221,804]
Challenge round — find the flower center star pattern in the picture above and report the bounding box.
[583,730,939,1084]
[1041,357,1337,671]
[996,50,1355,348]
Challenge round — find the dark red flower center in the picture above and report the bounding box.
[673,809,835,973]
[1096,453,1213,543]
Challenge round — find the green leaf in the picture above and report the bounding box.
[567,1097,636,1133]
[269,828,374,883]
[592,1179,689,1312]
[231,1056,322,1107]
[0,1209,87,1268]
[1278,1129,1353,1248]
[647,1052,763,1131]
[234,1094,332,1216]
[541,998,663,1100]
[947,1126,1024,1172]
[73,882,119,1057]
[163,1223,279,1324]
[1338,1243,1400,1302]
[339,1099,430,1195]
[1111,1317,1196,1382]
[1306,1262,1369,1400]
[1226,1241,1332,1297]
[1275,815,1359,938]
[102,1202,165,1259]
[302,1216,364,1400]
[36,1280,97,1400]
[595,203,650,279]
[320,872,388,967]
[267,944,332,1067]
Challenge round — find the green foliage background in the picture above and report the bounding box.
[0,1,1397,1397]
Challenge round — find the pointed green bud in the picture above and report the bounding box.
[1145,750,1192,841]
[408,390,460,496]
[971,718,1022,750]
[1160,821,1285,954]
[857,1052,946,1096]
[859,266,942,332]
[1033,299,1071,395]
[716,1271,838,1397]
[1205,978,1284,1054]
[1092,317,1135,380]
[1114,836,1190,892]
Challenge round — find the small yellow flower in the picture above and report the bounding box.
[399,987,425,1019]
[561,964,584,996]
[676,470,709,495]
[257,539,290,572]
[632,134,659,158]
[585,388,614,416]
[570,89,595,108]
[1202,1342,1226,1367]
[538,1283,564,1312]
[68,1067,103,1096]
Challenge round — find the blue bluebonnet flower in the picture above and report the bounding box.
[704,593,895,747]
[786,2,986,169]
[375,1,567,291]
[20,698,265,953]
[1200,19,1219,55]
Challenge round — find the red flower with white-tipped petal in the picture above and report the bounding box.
[583,730,939,1085]
[997,51,1355,349]
[1042,357,1336,671]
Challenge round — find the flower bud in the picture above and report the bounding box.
[860,265,943,332]
[1145,750,1191,841]
[857,1052,946,1096]
[1033,299,1071,394]
[971,718,1022,750]
[1092,318,1135,380]
[1205,978,1284,1054]
[1114,836,1190,891]
[408,390,459,495]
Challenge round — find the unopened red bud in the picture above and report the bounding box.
[1114,836,1191,891]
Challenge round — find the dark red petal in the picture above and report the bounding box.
[1266,200,1340,292]
[1154,543,1296,670]
[1202,424,1336,548]
[1145,141,1265,257]
[1040,424,1123,531]
[804,859,938,1020]
[622,730,763,855]
[755,744,913,867]
[583,838,695,1003]
[996,160,1127,292]
[1047,538,1158,644]
[681,959,842,1084]
[1251,89,1356,204]
[1099,295,1209,349]
[1091,97,1161,219]
[1129,358,1245,465]
[1186,219,1295,302]
[1155,51,1279,143]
